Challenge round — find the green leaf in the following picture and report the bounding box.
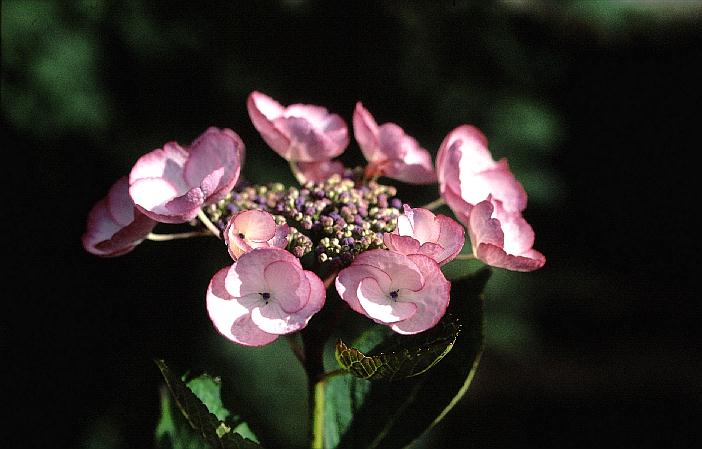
[325,268,490,449]
[155,360,263,449]
[335,314,460,381]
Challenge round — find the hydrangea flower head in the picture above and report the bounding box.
[436,125,527,218]
[82,176,157,257]
[247,91,349,163]
[224,210,289,260]
[383,205,464,266]
[467,196,545,272]
[129,127,243,224]
[335,249,450,334]
[353,102,436,184]
[207,247,326,346]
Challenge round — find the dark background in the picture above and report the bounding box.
[4,1,701,448]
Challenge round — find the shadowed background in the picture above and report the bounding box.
[4,1,701,448]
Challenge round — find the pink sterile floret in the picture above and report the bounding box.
[207,247,326,347]
[352,102,436,184]
[129,127,243,224]
[247,91,349,163]
[224,210,289,260]
[295,160,345,184]
[436,125,527,220]
[383,205,464,266]
[467,196,546,272]
[335,249,450,334]
[82,176,157,257]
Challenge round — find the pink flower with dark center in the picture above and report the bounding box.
[353,102,436,184]
[436,125,527,219]
[82,177,157,257]
[383,205,464,265]
[467,196,545,272]
[129,127,243,224]
[207,248,326,347]
[335,249,450,334]
[224,210,289,260]
[247,91,349,163]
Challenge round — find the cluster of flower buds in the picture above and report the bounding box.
[83,90,545,347]
[205,173,403,267]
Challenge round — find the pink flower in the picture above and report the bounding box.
[129,127,243,224]
[335,249,450,334]
[224,210,289,260]
[353,102,436,184]
[383,205,464,265]
[206,248,326,347]
[436,125,527,218]
[82,176,157,257]
[294,160,345,184]
[247,91,349,163]
[467,196,545,272]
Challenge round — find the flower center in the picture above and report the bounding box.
[389,290,399,300]
[259,292,271,304]
[238,232,246,239]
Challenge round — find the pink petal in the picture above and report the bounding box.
[128,142,189,190]
[224,248,297,297]
[163,187,206,219]
[432,214,465,265]
[469,197,545,272]
[381,151,437,184]
[206,267,278,347]
[436,125,494,183]
[129,129,241,223]
[403,205,440,243]
[224,211,288,260]
[264,260,306,313]
[82,177,156,257]
[247,91,291,157]
[357,277,417,323]
[129,177,181,222]
[106,177,136,226]
[388,206,464,265]
[353,250,424,292]
[247,91,348,162]
[391,254,450,335]
[352,102,380,161]
[297,271,326,321]
[383,233,421,256]
[377,123,410,161]
[82,199,122,255]
[459,164,527,214]
[468,198,504,249]
[251,265,322,335]
[354,103,436,184]
[276,116,326,161]
[232,210,277,242]
[182,127,242,203]
[336,263,392,316]
[270,222,290,248]
[475,243,546,272]
[437,125,526,219]
[295,160,345,183]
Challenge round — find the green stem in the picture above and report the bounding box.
[196,209,222,239]
[146,231,211,241]
[289,160,306,184]
[421,197,445,210]
[311,380,325,449]
[299,285,345,449]
[454,253,477,261]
